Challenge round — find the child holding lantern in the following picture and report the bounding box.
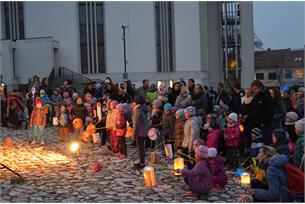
[30,98,47,145]
[162,103,175,150]
[72,97,86,138]
[175,145,212,198]
[174,109,186,152]
[58,105,70,142]
[106,100,119,153]
[115,103,128,159]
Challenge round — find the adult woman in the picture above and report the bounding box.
[269,88,286,132]
[191,84,208,113]
[168,82,181,106]
[250,145,291,202]
[175,83,192,109]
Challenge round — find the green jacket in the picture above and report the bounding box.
[146,91,160,105]
[293,135,304,169]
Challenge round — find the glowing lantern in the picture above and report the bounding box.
[239,125,245,133]
[4,138,13,147]
[143,166,156,187]
[241,172,251,185]
[81,131,90,143]
[174,158,184,176]
[73,118,83,129]
[70,142,80,157]
[150,152,158,164]
[86,124,96,135]
[125,127,133,138]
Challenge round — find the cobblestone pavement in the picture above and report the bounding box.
[0,127,251,202]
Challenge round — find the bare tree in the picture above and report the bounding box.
[254,32,264,51]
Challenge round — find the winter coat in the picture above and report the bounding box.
[132,104,149,138]
[230,91,244,114]
[273,132,290,156]
[182,116,202,150]
[191,94,208,113]
[135,86,148,100]
[293,136,304,170]
[162,113,175,141]
[174,118,186,150]
[116,111,127,137]
[247,89,275,128]
[168,87,180,106]
[106,109,117,130]
[41,95,51,105]
[254,154,292,202]
[147,91,160,105]
[250,134,264,157]
[270,102,286,132]
[215,90,230,106]
[207,129,221,149]
[182,159,212,194]
[210,156,228,188]
[224,123,240,147]
[30,107,46,127]
[175,93,192,109]
[150,109,163,129]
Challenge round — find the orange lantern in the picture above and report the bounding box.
[4,138,13,147]
[86,124,96,135]
[125,127,133,138]
[143,166,156,187]
[241,172,251,185]
[43,104,50,114]
[174,158,184,176]
[81,131,90,143]
[239,125,245,133]
[150,152,158,164]
[73,118,83,129]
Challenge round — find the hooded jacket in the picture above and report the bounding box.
[174,117,186,150]
[254,154,291,202]
[210,156,228,188]
[175,93,192,109]
[132,104,149,137]
[224,123,240,147]
[273,130,290,156]
[182,116,202,150]
[207,129,221,149]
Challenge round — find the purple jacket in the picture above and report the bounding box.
[210,156,228,188]
[207,129,220,149]
[182,160,212,194]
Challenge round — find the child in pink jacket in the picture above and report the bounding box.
[206,116,221,150]
[223,112,240,170]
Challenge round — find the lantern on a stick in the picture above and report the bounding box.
[86,124,96,135]
[81,131,90,143]
[73,118,83,129]
[143,166,156,187]
[240,172,251,185]
[174,158,184,176]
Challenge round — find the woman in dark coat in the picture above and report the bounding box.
[168,82,181,106]
[269,88,286,133]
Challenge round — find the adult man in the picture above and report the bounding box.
[135,79,149,101]
[188,79,195,99]
[215,82,230,106]
[230,83,244,113]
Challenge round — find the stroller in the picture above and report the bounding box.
[7,93,28,129]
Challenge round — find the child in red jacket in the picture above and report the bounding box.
[30,98,46,145]
[224,112,240,170]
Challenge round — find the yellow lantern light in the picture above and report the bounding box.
[143,166,156,187]
[174,158,184,176]
[150,152,158,164]
[239,125,245,133]
[70,142,80,157]
[240,172,251,185]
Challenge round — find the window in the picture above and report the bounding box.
[155,2,175,72]
[268,72,277,80]
[79,2,105,74]
[3,2,24,40]
[256,73,264,80]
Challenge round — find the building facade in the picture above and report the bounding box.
[0,1,254,91]
[255,48,304,88]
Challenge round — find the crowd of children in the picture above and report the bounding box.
[1,75,304,202]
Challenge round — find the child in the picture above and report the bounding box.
[208,147,228,192]
[284,111,299,155]
[293,118,305,170]
[58,105,69,142]
[162,103,175,149]
[62,91,71,105]
[174,109,186,151]
[115,103,128,159]
[72,97,86,138]
[271,129,290,156]
[50,89,62,117]
[250,127,264,157]
[176,145,212,198]
[147,99,163,149]
[206,115,221,150]
[30,98,46,145]
[223,112,240,170]
[106,100,119,153]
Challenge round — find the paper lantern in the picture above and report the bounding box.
[241,172,251,185]
[86,124,96,135]
[164,144,173,159]
[174,158,184,176]
[143,166,156,187]
[81,131,90,143]
[70,142,79,153]
[150,152,158,164]
[125,127,133,138]
[53,117,58,126]
[73,118,83,129]
[93,133,101,144]
[4,138,13,147]
[239,125,245,133]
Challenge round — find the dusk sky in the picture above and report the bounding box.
[253,1,304,50]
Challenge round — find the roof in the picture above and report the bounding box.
[255,48,304,70]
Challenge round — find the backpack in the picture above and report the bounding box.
[284,163,304,196]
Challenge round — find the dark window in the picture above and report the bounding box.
[256,73,264,80]
[284,69,292,79]
[3,2,24,40]
[268,72,277,80]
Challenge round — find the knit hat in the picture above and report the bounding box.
[164,103,172,111]
[262,145,277,159]
[194,145,209,159]
[152,99,162,109]
[63,92,69,98]
[285,111,299,125]
[295,118,305,135]
[175,109,184,118]
[72,92,79,99]
[40,89,46,96]
[184,106,196,116]
[180,79,187,87]
[35,98,42,106]
[227,112,238,122]
[193,138,205,150]
[252,127,262,137]
[208,147,217,159]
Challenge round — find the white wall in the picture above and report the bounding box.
[103,2,156,75]
[174,2,201,72]
[24,2,80,72]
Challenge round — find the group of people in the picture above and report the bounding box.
[0,75,304,202]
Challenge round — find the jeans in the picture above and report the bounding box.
[136,137,146,165]
[33,125,44,142]
[118,136,127,156]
